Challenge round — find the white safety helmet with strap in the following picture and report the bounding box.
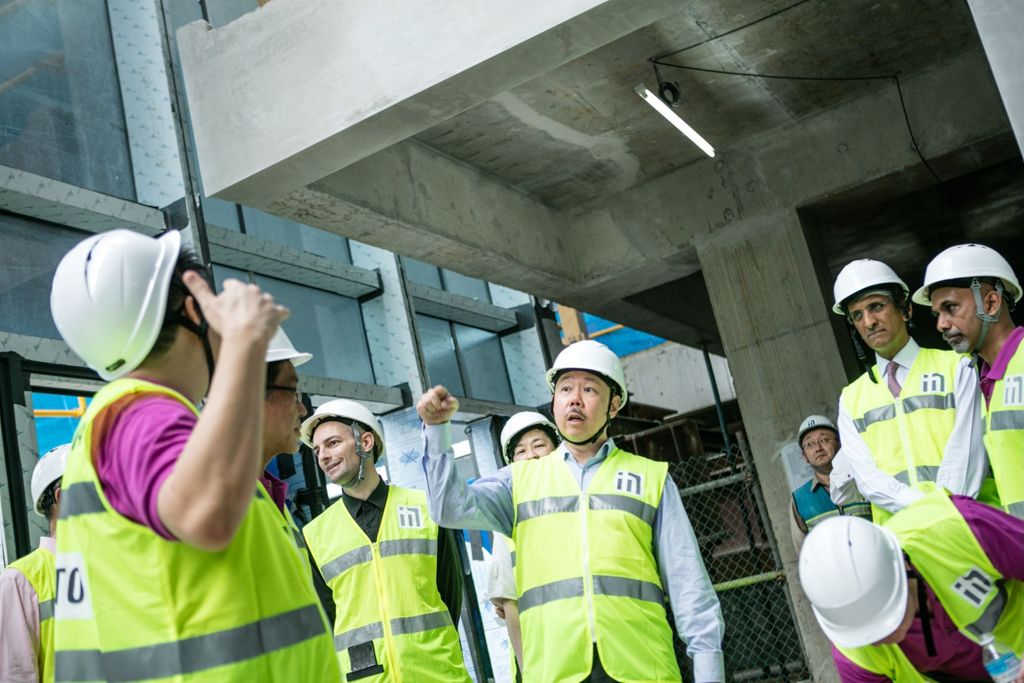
[265,327,312,367]
[832,259,909,315]
[31,443,70,516]
[798,516,908,648]
[797,414,837,446]
[546,340,628,407]
[912,244,1021,353]
[499,411,558,464]
[51,230,182,380]
[301,398,384,458]
[545,339,628,446]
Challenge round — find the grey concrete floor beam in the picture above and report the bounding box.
[177,0,682,204]
[968,0,1024,160]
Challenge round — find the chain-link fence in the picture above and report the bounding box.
[617,420,809,683]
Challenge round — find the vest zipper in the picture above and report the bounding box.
[372,543,400,681]
[580,489,597,643]
[894,398,918,488]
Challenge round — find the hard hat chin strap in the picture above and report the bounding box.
[170,276,215,382]
[555,397,614,446]
[340,423,375,490]
[970,277,1003,353]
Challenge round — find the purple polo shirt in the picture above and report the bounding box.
[980,326,1024,406]
[833,496,1024,681]
[96,392,197,540]
[259,470,290,514]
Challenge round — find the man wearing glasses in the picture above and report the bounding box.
[261,328,337,624]
[789,415,870,552]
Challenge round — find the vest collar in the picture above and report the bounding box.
[557,438,617,468]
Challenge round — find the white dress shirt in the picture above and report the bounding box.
[831,339,987,513]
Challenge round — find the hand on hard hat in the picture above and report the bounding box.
[417,385,459,425]
[183,272,289,348]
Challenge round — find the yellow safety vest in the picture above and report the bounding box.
[54,378,338,682]
[839,490,1024,676]
[841,348,960,522]
[303,485,469,683]
[9,545,56,683]
[511,448,680,683]
[983,344,1024,519]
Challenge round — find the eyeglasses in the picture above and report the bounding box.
[267,385,305,404]
[802,436,837,449]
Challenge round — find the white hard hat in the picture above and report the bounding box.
[832,259,909,315]
[797,415,837,445]
[545,340,628,408]
[265,327,312,366]
[499,411,558,463]
[51,230,181,380]
[301,398,385,456]
[912,244,1022,306]
[31,444,70,516]
[799,516,908,648]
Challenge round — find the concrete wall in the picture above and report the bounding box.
[622,343,736,414]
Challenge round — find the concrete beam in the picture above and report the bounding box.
[176,0,681,204]
[968,0,1024,159]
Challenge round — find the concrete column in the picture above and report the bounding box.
[968,1,1024,159]
[696,209,847,683]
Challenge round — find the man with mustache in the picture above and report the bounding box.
[914,244,1023,519]
[418,340,723,683]
[829,259,987,523]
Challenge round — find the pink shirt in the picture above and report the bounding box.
[980,326,1024,406]
[259,470,290,514]
[96,393,197,540]
[834,496,1024,681]
[0,537,56,682]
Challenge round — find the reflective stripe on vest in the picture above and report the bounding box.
[841,348,961,522]
[54,378,336,683]
[303,485,470,682]
[54,605,326,682]
[10,546,56,683]
[512,449,681,683]
[983,348,1024,518]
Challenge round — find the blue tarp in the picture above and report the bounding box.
[32,393,87,456]
[555,307,665,358]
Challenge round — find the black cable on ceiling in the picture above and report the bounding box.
[648,59,944,190]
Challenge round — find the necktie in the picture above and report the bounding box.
[885,361,901,399]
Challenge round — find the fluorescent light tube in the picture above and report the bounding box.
[634,85,715,158]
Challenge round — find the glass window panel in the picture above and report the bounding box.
[298,225,352,264]
[402,258,442,289]
[254,275,374,385]
[241,207,351,264]
[206,0,259,28]
[415,315,464,396]
[203,198,241,232]
[32,392,90,455]
[453,324,513,403]
[212,263,250,289]
[0,215,88,339]
[442,269,491,302]
[0,1,134,199]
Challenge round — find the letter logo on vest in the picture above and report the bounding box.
[55,552,93,620]
[614,471,644,497]
[952,567,995,608]
[1004,375,1024,406]
[397,505,424,529]
[920,373,945,394]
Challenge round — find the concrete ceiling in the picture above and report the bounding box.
[178,0,1016,352]
[414,0,981,209]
